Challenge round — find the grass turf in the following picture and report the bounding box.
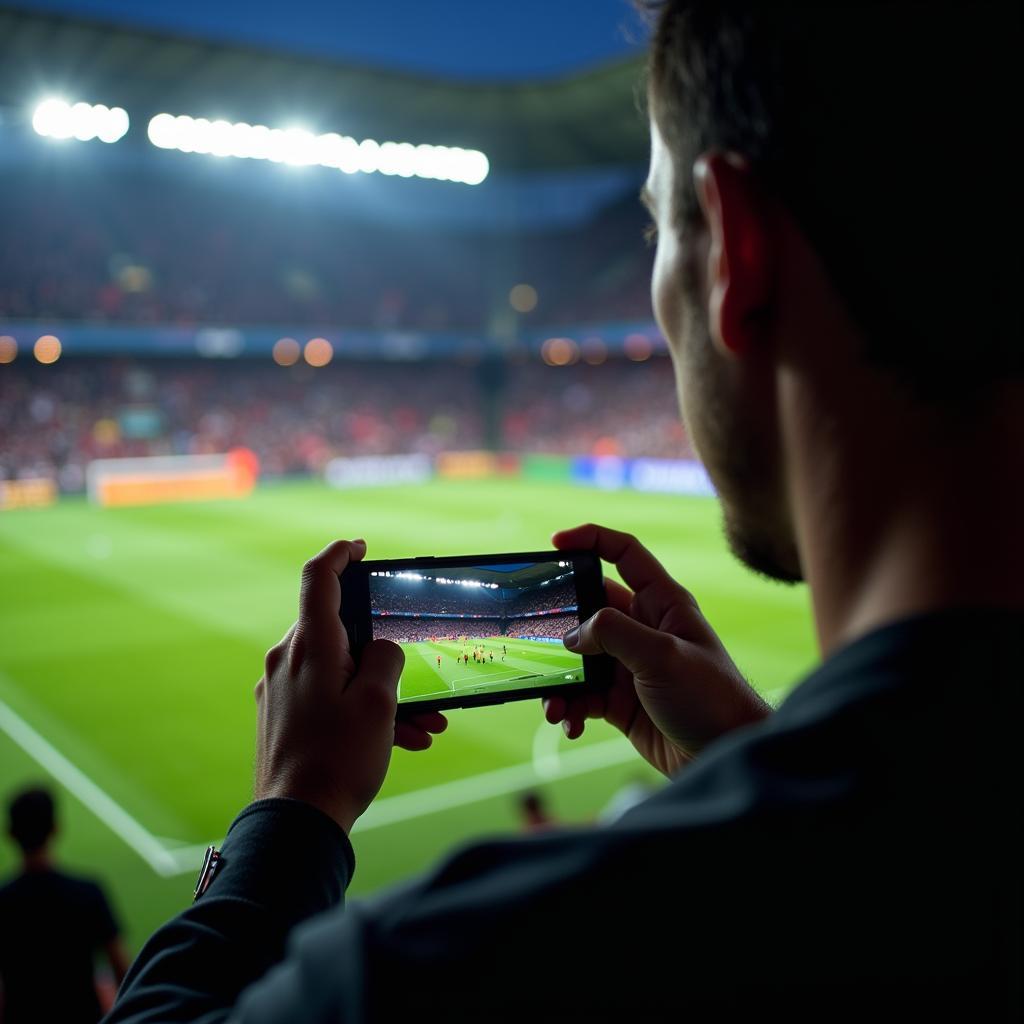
[399,637,583,702]
[0,478,816,951]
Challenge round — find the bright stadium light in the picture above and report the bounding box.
[147,111,489,185]
[33,98,129,144]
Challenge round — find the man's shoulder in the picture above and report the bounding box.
[767,605,1022,738]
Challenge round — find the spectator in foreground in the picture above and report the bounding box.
[0,787,129,1024]
[107,2,1019,1021]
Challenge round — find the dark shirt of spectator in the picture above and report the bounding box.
[0,786,129,1024]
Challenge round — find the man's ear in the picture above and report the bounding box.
[693,151,773,357]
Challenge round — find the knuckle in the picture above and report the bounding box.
[366,684,397,715]
[654,630,682,660]
[263,644,282,673]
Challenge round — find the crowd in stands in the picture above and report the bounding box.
[371,580,503,616]
[505,581,576,615]
[0,356,687,489]
[370,617,504,644]
[503,360,690,460]
[0,164,650,332]
[371,613,576,644]
[370,577,576,618]
[510,614,578,639]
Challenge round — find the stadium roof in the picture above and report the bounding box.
[0,6,651,173]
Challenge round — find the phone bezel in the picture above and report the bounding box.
[341,548,612,714]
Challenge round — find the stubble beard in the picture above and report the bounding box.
[676,279,803,586]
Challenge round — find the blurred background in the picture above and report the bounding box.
[0,0,814,981]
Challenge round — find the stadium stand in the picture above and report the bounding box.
[504,581,576,613]
[0,356,684,488]
[510,614,578,639]
[370,617,505,644]
[0,166,651,331]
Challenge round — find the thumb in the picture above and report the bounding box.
[349,638,405,717]
[565,608,675,681]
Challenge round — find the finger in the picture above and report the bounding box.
[404,711,448,734]
[563,716,585,740]
[543,695,568,724]
[395,721,434,751]
[604,578,634,614]
[552,524,676,597]
[297,538,367,642]
[565,607,675,679]
[350,638,404,706]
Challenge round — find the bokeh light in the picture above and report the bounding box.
[304,337,333,367]
[33,334,62,364]
[147,113,488,185]
[509,283,538,313]
[33,98,129,143]
[0,336,17,363]
[272,337,301,366]
[541,337,578,366]
[624,332,653,361]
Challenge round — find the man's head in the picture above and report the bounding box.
[8,786,57,855]
[642,2,1020,582]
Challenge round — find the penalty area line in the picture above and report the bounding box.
[0,686,638,879]
[163,736,638,875]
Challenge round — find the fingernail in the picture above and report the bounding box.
[563,627,579,649]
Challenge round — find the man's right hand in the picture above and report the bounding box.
[545,524,771,777]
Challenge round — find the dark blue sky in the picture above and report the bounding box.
[15,0,649,80]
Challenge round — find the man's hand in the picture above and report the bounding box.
[545,524,770,776]
[254,539,447,832]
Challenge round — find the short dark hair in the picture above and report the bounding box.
[646,2,1021,399]
[8,786,56,853]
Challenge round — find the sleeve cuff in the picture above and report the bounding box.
[201,797,355,930]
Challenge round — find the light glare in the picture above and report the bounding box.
[33,98,129,144]
[145,111,488,185]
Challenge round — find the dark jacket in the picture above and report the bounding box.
[106,610,1022,1022]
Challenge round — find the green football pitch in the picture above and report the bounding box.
[0,478,816,952]
[398,637,583,703]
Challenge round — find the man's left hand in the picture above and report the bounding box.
[254,539,447,833]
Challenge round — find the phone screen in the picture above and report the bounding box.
[367,558,586,706]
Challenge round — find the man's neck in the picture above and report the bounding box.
[22,848,54,872]
[786,376,1024,656]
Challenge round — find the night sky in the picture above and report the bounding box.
[11,0,650,80]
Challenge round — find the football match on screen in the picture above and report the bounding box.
[369,560,585,703]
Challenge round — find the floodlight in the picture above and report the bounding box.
[144,111,488,184]
[33,98,129,144]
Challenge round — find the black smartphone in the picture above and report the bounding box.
[341,549,612,714]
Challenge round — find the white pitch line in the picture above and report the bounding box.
[355,736,634,832]
[0,696,179,877]
[449,669,527,688]
[531,718,563,779]
[162,736,637,874]
[0,689,639,879]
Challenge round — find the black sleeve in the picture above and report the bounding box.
[105,798,354,1024]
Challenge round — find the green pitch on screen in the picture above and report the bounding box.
[398,637,582,702]
[0,478,815,952]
